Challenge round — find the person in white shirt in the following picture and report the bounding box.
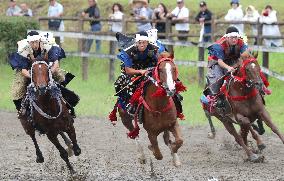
[243,5,260,44]
[168,0,189,41]
[6,0,21,16]
[224,0,244,34]
[259,5,282,47]
[48,0,64,43]
[109,3,124,33]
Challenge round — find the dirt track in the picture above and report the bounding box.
[0,110,284,181]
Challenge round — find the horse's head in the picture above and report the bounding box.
[31,61,51,95]
[238,57,263,90]
[155,52,178,97]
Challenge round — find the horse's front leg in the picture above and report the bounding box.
[221,119,260,162]
[147,132,163,160]
[259,109,284,144]
[31,133,44,163]
[65,122,81,157]
[59,132,74,157]
[169,121,183,167]
[47,134,75,174]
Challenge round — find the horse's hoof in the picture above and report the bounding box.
[154,154,163,160]
[73,145,81,156]
[207,132,215,139]
[36,156,44,163]
[249,154,264,163]
[257,144,266,151]
[172,153,181,167]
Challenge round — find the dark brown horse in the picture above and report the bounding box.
[118,52,184,166]
[20,60,81,173]
[204,57,284,162]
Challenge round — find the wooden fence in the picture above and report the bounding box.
[35,17,284,85]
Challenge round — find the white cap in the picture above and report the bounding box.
[177,0,183,2]
[135,34,149,42]
[26,35,41,42]
[223,32,241,38]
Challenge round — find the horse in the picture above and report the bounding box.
[19,60,81,173]
[202,57,284,162]
[117,52,184,167]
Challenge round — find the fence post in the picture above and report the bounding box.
[165,19,173,53]
[109,38,115,82]
[211,16,215,42]
[198,46,205,87]
[78,19,88,80]
[262,52,269,78]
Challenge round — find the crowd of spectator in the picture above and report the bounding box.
[5,0,283,47]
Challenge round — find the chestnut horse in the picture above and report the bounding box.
[118,52,184,166]
[204,57,284,162]
[20,60,81,173]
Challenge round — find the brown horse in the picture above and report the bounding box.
[204,57,284,162]
[118,52,184,166]
[20,60,81,173]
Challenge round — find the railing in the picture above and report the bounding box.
[35,17,284,84]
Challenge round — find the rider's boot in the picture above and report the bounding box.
[61,72,75,87]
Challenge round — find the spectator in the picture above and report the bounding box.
[152,3,168,39]
[82,0,101,52]
[259,5,282,47]
[109,3,124,33]
[131,0,152,31]
[19,3,33,17]
[6,0,21,16]
[243,5,260,44]
[195,1,212,42]
[48,0,64,44]
[224,0,244,34]
[168,0,189,41]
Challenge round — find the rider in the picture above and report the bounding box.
[9,30,78,118]
[205,26,271,106]
[112,29,184,120]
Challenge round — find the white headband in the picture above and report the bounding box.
[27,35,41,42]
[223,32,241,38]
[135,34,149,42]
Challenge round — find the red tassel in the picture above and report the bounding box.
[175,82,187,93]
[260,72,269,87]
[129,88,142,104]
[108,108,117,125]
[177,112,185,120]
[127,127,140,139]
[152,87,167,97]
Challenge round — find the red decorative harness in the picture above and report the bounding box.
[221,58,259,101]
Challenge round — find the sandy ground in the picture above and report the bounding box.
[0,110,284,181]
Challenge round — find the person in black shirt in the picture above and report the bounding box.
[195,1,212,42]
[82,0,101,52]
[152,3,168,39]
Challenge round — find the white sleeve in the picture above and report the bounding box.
[180,8,189,18]
[58,4,63,14]
[224,9,233,21]
[171,7,178,16]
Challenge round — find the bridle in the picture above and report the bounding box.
[26,61,63,120]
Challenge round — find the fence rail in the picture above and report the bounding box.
[33,16,284,84]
